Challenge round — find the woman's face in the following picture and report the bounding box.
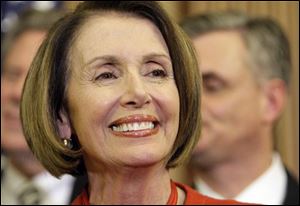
[63,14,180,170]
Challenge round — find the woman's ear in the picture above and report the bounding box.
[57,108,72,139]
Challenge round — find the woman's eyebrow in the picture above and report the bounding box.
[84,53,171,69]
[85,55,120,67]
[142,53,171,62]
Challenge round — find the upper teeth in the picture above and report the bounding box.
[112,122,155,132]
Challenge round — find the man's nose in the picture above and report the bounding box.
[201,94,210,124]
[9,76,26,104]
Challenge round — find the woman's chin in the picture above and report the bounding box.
[121,153,165,168]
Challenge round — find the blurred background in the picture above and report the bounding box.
[1,0,298,181]
[155,1,299,183]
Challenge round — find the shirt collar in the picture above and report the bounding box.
[195,152,287,205]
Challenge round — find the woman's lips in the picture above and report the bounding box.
[109,114,160,138]
[111,126,159,138]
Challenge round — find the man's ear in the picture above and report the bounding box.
[57,108,71,139]
[261,79,287,123]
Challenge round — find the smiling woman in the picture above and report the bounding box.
[62,12,180,169]
[20,1,251,205]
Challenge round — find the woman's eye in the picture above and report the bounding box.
[149,69,167,78]
[95,72,117,80]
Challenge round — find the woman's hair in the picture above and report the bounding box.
[21,1,201,177]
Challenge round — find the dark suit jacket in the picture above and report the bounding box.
[283,169,299,205]
[68,174,88,204]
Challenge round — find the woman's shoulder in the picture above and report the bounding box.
[174,181,255,205]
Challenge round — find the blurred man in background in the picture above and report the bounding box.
[1,9,86,205]
[181,11,299,205]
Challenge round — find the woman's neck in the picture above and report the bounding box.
[87,164,172,205]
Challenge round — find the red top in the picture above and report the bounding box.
[72,181,252,205]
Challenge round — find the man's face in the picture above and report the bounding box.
[1,30,46,153]
[192,31,267,167]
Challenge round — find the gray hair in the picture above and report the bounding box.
[1,9,66,71]
[181,11,291,87]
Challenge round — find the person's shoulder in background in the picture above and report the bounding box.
[283,168,299,205]
[175,181,260,205]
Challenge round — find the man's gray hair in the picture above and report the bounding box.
[181,11,291,87]
[1,9,66,71]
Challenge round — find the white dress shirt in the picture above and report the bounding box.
[1,159,76,205]
[195,152,287,205]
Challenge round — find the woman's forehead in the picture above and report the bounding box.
[70,13,170,67]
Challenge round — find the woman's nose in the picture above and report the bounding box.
[120,73,151,108]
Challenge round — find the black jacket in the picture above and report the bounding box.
[283,169,299,205]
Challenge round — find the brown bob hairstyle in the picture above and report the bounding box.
[21,1,201,177]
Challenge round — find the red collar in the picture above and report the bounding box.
[72,180,178,205]
[71,180,251,205]
[167,180,178,205]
